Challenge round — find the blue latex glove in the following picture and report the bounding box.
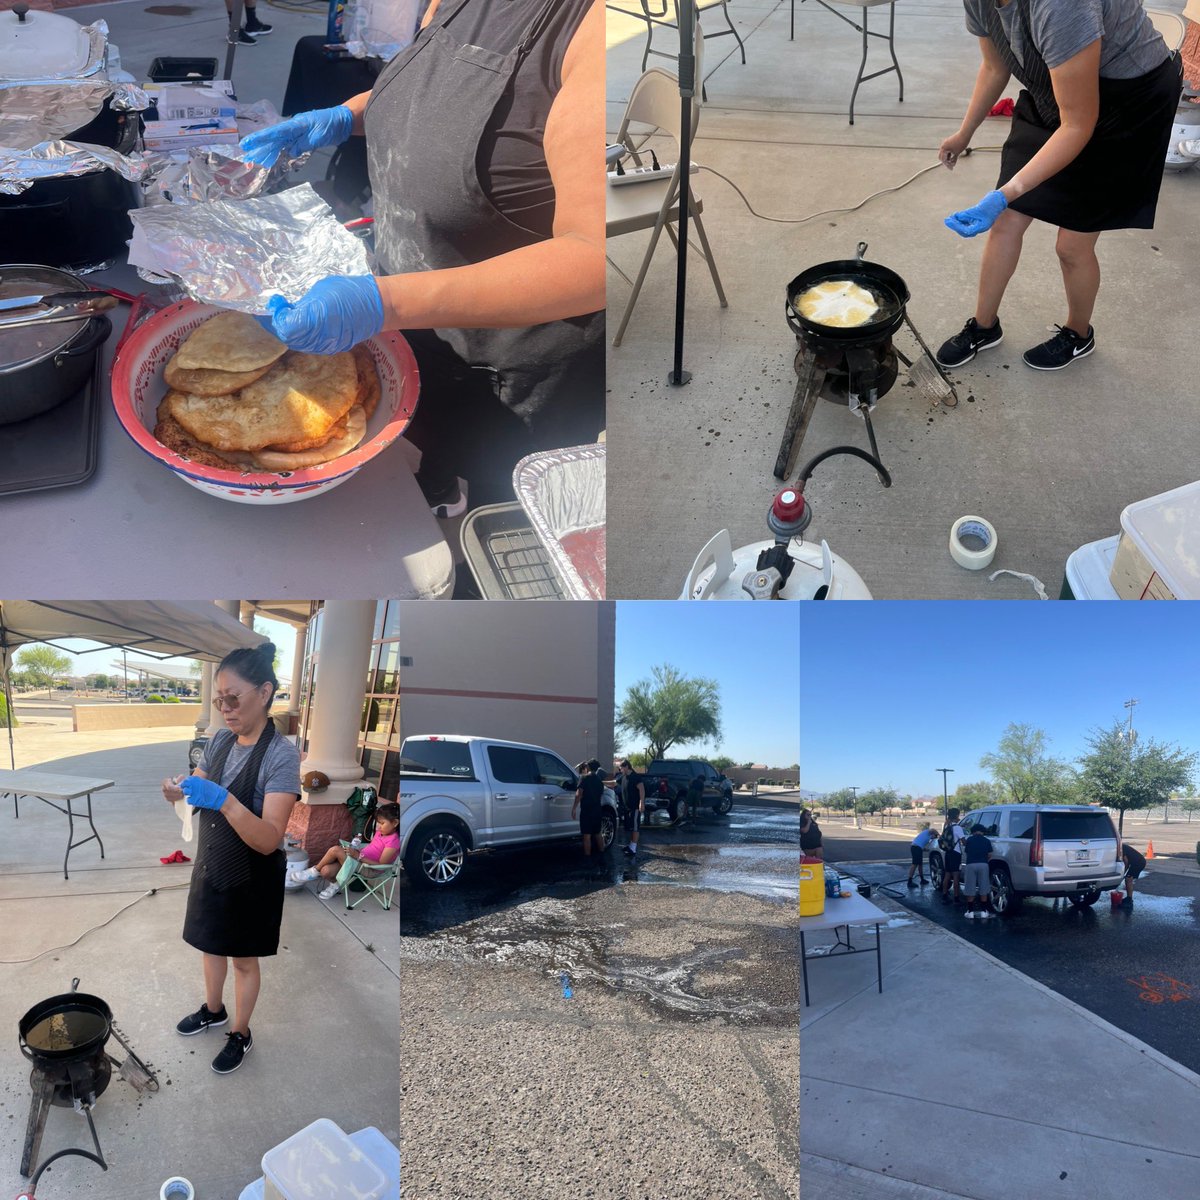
[181,776,229,812]
[256,276,384,355]
[944,190,1008,238]
[239,105,354,168]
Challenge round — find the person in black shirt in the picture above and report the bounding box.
[800,808,824,861]
[1120,841,1147,907]
[618,759,645,857]
[684,774,704,824]
[571,759,606,857]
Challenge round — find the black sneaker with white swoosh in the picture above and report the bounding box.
[1023,324,1095,371]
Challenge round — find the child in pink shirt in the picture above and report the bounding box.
[288,803,400,899]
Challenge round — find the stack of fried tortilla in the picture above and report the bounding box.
[154,311,381,473]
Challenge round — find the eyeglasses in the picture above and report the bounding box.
[212,686,258,712]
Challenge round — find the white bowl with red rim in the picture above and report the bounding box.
[111,299,418,504]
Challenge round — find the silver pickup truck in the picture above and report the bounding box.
[400,735,619,887]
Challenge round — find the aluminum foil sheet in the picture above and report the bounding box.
[514,444,607,599]
[0,137,153,194]
[127,183,371,312]
[141,145,284,206]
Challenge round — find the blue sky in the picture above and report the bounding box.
[616,602,799,765]
[801,604,1200,797]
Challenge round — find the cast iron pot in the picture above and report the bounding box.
[0,264,112,425]
[18,978,113,1065]
[786,242,911,348]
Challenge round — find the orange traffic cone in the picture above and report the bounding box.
[1146,841,1155,860]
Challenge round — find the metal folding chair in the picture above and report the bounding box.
[343,859,399,911]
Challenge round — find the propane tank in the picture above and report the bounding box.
[680,486,872,599]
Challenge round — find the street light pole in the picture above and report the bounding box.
[1123,698,1139,830]
[937,768,954,819]
[849,785,859,828]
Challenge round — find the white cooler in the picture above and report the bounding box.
[1108,481,1200,600]
[238,1124,399,1200]
[1062,535,1120,599]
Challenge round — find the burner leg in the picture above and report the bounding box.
[21,1073,54,1177]
[775,353,826,480]
[859,404,886,474]
[902,313,959,405]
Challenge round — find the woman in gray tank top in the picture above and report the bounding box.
[240,0,604,516]
[933,0,1180,374]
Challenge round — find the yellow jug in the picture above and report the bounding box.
[799,856,825,917]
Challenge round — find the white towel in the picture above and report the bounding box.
[174,800,195,843]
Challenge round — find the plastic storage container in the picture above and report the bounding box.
[262,1119,388,1200]
[1060,535,1119,599]
[799,856,825,917]
[1108,481,1200,600]
[148,56,217,82]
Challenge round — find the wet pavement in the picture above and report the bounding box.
[836,852,1200,1075]
[399,799,800,1200]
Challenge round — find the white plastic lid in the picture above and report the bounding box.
[1118,481,1200,600]
[1064,535,1120,600]
[261,1119,388,1200]
[0,8,92,80]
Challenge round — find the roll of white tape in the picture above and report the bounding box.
[949,515,998,570]
[160,1178,194,1200]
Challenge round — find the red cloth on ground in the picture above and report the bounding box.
[160,850,192,864]
[989,98,1015,117]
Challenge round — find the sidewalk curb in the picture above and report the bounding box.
[873,893,1200,1093]
[800,1153,978,1200]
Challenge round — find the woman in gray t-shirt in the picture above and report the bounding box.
[935,0,1180,374]
[160,642,301,1075]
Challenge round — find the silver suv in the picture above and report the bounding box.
[928,805,1124,915]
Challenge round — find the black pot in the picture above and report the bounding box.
[0,264,112,425]
[786,242,911,348]
[19,979,113,1065]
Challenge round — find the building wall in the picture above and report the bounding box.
[398,601,615,767]
[73,703,202,732]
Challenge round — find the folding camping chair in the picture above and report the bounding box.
[342,858,399,911]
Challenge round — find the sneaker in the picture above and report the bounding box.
[907,880,918,889]
[243,13,273,34]
[426,478,468,520]
[622,845,634,856]
[964,909,977,919]
[211,1030,252,1074]
[318,882,341,900]
[1176,138,1200,160]
[978,911,992,920]
[176,1003,228,1036]
[228,28,257,45]
[919,877,929,885]
[1023,324,1094,371]
[288,866,319,883]
[935,317,1003,367]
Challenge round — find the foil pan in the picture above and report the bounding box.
[0,78,148,150]
[513,443,607,599]
[126,183,372,313]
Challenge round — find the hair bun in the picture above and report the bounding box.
[257,642,277,659]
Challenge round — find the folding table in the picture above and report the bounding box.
[799,889,886,1005]
[0,770,113,880]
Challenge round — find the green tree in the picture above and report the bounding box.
[980,723,1076,805]
[615,664,721,763]
[952,780,1001,810]
[1077,721,1197,833]
[1178,796,1200,823]
[823,787,856,815]
[710,755,734,772]
[0,690,16,729]
[856,786,897,820]
[15,645,73,699]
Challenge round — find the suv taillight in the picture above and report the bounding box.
[1030,813,1043,868]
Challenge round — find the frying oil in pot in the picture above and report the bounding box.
[26,1010,108,1052]
[793,278,901,329]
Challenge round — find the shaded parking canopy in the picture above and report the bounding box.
[0,601,265,767]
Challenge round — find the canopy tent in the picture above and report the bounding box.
[0,601,265,770]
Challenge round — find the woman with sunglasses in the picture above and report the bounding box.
[161,643,300,1075]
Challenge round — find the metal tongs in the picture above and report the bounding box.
[0,291,119,332]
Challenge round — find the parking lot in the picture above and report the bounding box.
[399,796,800,1200]
[828,828,1200,1075]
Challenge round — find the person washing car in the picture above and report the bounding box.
[962,822,995,919]
[940,809,967,905]
[572,759,606,858]
[937,0,1180,372]
[238,0,604,520]
[1119,841,1147,907]
[618,759,645,857]
[907,821,935,888]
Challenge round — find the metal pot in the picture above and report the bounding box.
[0,265,111,425]
[18,978,113,1065]
[785,242,911,348]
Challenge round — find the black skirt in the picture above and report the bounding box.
[1000,56,1182,232]
[182,847,286,958]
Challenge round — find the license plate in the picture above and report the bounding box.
[1071,850,1094,863]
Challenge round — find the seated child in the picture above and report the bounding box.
[288,803,400,899]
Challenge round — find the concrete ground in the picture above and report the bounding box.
[800,886,1200,1199]
[605,0,1200,599]
[0,721,398,1198]
[399,798,799,1200]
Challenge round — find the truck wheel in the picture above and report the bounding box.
[714,794,733,816]
[989,868,1021,915]
[929,854,944,890]
[669,792,688,823]
[407,824,467,887]
[598,809,617,852]
[1068,889,1101,908]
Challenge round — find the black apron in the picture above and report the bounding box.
[984,0,1181,232]
[364,0,604,504]
[182,724,287,959]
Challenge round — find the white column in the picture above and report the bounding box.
[208,601,241,737]
[288,622,307,721]
[299,600,373,806]
[195,662,213,737]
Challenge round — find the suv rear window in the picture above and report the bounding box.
[1006,811,1036,839]
[1041,812,1115,841]
[402,740,474,778]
